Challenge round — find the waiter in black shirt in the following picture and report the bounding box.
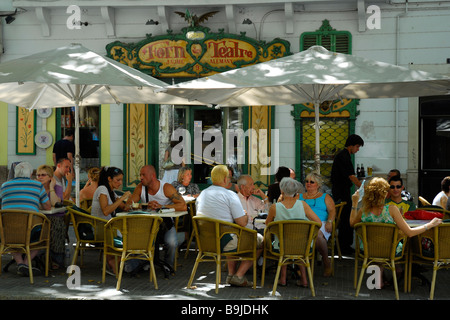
[330,134,364,255]
[53,129,75,175]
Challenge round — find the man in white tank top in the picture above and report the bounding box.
[127,165,187,269]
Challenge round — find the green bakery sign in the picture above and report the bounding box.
[106,26,291,77]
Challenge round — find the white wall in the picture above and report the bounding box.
[2,1,450,177]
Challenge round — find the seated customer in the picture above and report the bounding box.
[267,166,291,203]
[53,158,73,201]
[36,164,66,269]
[79,167,100,202]
[196,165,263,287]
[299,172,336,277]
[237,174,269,230]
[266,177,321,287]
[432,176,450,209]
[127,165,186,270]
[91,167,131,275]
[171,167,200,198]
[36,165,62,206]
[91,167,131,220]
[386,169,413,202]
[385,175,416,216]
[350,177,442,286]
[0,161,51,276]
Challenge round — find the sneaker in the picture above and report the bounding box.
[229,275,253,287]
[226,274,233,284]
[17,264,41,277]
[17,264,29,277]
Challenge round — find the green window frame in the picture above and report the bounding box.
[300,19,352,54]
[295,20,356,184]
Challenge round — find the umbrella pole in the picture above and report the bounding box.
[314,101,320,174]
[74,91,80,207]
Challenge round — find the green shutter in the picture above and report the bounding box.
[300,19,352,54]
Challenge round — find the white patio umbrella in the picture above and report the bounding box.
[0,43,203,205]
[161,45,450,172]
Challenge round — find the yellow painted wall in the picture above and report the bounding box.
[100,104,110,166]
[45,109,57,165]
[0,102,7,165]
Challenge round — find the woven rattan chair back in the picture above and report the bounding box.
[79,198,93,212]
[0,209,51,284]
[187,216,258,294]
[67,206,107,266]
[354,222,407,300]
[183,200,197,259]
[328,201,346,275]
[102,215,162,290]
[410,223,450,299]
[261,219,321,296]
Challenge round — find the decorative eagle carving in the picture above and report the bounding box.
[175,9,219,27]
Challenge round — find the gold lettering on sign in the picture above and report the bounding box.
[139,40,194,68]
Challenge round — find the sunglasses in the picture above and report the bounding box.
[305,180,316,184]
[36,173,48,177]
[389,185,402,189]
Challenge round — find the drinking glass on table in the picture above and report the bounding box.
[178,186,186,197]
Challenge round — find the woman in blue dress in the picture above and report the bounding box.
[300,172,336,277]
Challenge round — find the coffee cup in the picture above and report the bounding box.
[141,203,148,211]
[132,202,139,209]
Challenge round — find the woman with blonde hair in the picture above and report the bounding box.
[36,164,65,269]
[351,177,442,236]
[79,167,101,202]
[299,172,336,277]
[350,177,442,286]
[171,166,200,198]
[36,164,62,206]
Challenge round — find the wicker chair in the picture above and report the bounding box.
[102,215,163,290]
[408,223,450,300]
[353,222,408,300]
[187,216,258,294]
[418,196,431,207]
[79,198,93,213]
[183,200,197,259]
[67,206,108,266]
[0,209,51,284]
[261,220,321,296]
[327,201,346,275]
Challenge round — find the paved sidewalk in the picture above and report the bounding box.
[1,246,449,302]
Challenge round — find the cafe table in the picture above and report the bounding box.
[116,208,188,218]
[40,206,68,215]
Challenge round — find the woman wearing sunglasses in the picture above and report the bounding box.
[36,164,62,206]
[36,164,66,269]
[299,172,336,277]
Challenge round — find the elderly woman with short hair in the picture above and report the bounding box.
[265,177,321,287]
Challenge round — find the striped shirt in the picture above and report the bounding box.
[0,178,49,212]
